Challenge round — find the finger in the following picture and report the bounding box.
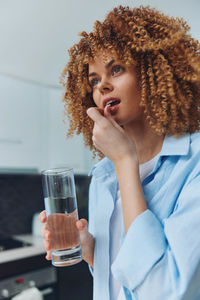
[104,105,116,125]
[87,107,105,124]
[39,210,47,223]
[45,251,52,260]
[76,218,88,232]
[104,105,124,131]
[44,239,51,251]
[41,224,51,240]
[97,107,104,115]
[92,123,100,149]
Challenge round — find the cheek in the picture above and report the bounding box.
[125,82,141,100]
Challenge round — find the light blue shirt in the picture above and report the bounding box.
[88,133,200,300]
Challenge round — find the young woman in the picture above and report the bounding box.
[40,5,200,300]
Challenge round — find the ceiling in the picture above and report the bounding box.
[0,0,199,87]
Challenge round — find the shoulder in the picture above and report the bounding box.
[183,132,200,183]
[162,132,200,157]
[189,131,200,167]
[187,132,200,163]
[190,132,200,149]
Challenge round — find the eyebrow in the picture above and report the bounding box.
[88,59,115,78]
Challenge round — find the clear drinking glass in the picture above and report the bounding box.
[41,167,82,267]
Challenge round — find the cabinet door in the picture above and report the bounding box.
[0,74,47,170]
[47,87,96,174]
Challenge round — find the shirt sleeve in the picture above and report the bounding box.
[111,174,200,299]
[87,176,96,276]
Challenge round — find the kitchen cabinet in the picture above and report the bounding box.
[0,74,48,171]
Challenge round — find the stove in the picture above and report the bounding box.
[0,234,31,252]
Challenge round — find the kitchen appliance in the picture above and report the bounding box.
[0,234,58,300]
[0,266,57,300]
[0,234,31,252]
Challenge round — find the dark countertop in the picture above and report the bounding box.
[0,234,45,265]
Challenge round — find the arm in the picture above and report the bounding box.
[87,107,147,233]
[112,175,200,298]
[115,157,147,233]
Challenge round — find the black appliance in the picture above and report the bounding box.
[0,235,58,300]
[0,266,57,300]
[0,234,31,252]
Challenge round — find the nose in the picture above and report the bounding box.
[99,77,113,94]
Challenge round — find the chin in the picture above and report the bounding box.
[113,116,124,126]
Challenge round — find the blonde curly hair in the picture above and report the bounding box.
[60,5,200,157]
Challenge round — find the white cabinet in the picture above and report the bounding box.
[0,74,48,170]
[0,74,96,173]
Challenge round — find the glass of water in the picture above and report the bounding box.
[41,167,82,267]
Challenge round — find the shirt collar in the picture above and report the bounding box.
[160,134,190,157]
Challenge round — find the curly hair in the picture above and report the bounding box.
[60,5,200,157]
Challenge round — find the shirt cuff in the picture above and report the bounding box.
[111,209,167,290]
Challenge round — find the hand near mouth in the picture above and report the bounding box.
[87,107,137,165]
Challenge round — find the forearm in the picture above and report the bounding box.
[115,157,147,233]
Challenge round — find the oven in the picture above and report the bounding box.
[0,266,57,300]
[0,234,58,300]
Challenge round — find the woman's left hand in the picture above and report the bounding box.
[87,106,138,165]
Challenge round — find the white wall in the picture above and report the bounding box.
[0,0,199,87]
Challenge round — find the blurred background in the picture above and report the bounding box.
[0,0,199,299]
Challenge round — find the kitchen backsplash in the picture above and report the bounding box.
[0,173,91,236]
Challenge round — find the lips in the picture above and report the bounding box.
[103,98,121,108]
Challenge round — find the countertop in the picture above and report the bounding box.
[0,234,46,264]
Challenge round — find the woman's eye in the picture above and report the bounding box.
[90,78,100,87]
[111,65,124,75]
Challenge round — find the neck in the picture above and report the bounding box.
[123,120,164,164]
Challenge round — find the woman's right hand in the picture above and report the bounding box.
[39,210,94,268]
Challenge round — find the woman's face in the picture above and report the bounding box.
[88,54,144,127]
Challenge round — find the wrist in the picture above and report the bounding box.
[114,155,139,174]
[81,233,94,267]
